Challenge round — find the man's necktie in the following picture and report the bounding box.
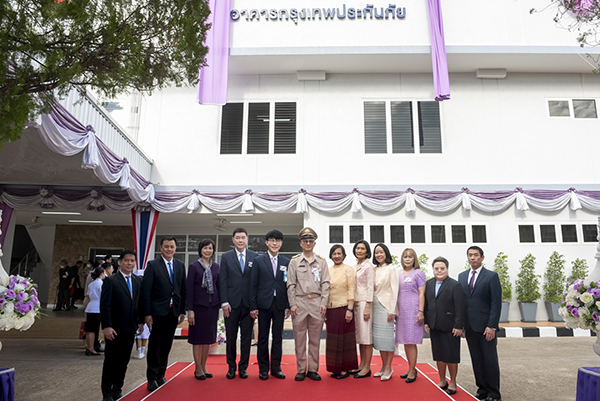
[469,270,477,293]
[168,261,174,283]
[272,257,277,296]
[126,275,132,297]
[239,253,245,273]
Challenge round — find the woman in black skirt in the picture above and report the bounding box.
[423,256,465,395]
[186,238,220,380]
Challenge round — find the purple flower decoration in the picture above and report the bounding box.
[572,308,580,318]
[31,294,38,304]
[23,301,34,313]
[0,298,5,308]
[16,292,26,301]
[5,290,16,299]
[589,288,600,298]
[566,305,573,311]
[574,282,581,291]
[593,312,599,323]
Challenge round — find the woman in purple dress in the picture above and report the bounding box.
[395,248,426,383]
[186,238,220,380]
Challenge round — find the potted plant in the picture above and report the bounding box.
[515,253,541,322]
[494,252,512,323]
[543,251,566,322]
[568,258,589,285]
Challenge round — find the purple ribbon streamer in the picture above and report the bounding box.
[0,204,13,249]
[427,0,450,102]
[197,0,231,105]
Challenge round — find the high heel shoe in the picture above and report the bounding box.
[405,370,418,383]
[380,370,393,381]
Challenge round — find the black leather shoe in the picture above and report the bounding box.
[439,380,449,390]
[259,372,269,380]
[400,372,409,379]
[348,369,360,375]
[112,391,122,400]
[226,368,236,379]
[157,377,166,386]
[475,392,488,400]
[102,397,115,401]
[85,349,101,356]
[485,397,501,401]
[306,371,321,381]
[194,373,206,380]
[147,380,159,392]
[271,371,285,379]
[205,372,213,378]
[334,372,350,379]
[353,370,371,379]
[405,370,418,383]
[447,388,457,395]
[239,370,249,379]
[294,372,306,381]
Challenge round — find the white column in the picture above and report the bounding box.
[589,216,600,282]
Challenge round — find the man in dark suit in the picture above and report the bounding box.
[140,237,187,392]
[424,256,464,396]
[250,229,290,380]
[458,246,502,401]
[100,251,143,401]
[219,227,256,379]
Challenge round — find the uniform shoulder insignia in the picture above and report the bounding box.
[316,254,325,260]
[292,254,301,259]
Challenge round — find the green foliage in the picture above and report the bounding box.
[0,0,211,146]
[543,251,566,303]
[515,254,541,303]
[569,258,589,284]
[493,252,512,302]
[418,253,432,280]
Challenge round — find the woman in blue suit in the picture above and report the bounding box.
[186,238,220,380]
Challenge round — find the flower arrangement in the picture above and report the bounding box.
[559,279,600,331]
[216,316,226,345]
[0,275,41,331]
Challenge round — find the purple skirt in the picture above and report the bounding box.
[187,305,219,345]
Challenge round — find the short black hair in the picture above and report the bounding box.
[233,227,248,237]
[353,240,372,259]
[467,246,484,257]
[160,236,177,246]
[432,256,449,268]
[75,260,83,265]
[101,262,113,270]
[60,259,68,265]
[372,243,393,266]
[119,250,137,260]
[198,238,216,258]
[265,229,284,241]
[329,244,347,259]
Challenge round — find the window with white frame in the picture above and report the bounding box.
[363,100,442,154]
[547,99,598,118]
[220,102,297,154]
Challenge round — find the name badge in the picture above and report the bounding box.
[404,277,412,283]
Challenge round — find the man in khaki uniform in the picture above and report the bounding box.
[287,227,330,382]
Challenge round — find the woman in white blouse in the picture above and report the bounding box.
[371,243,399,381]
[84,266,105,356]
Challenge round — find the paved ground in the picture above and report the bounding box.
[0,311,598,401]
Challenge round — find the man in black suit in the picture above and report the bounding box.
[424,256,464,396]
[458,246,502,401]
[140,237,187,392]
[100,251,143,401]
[54,259,72,311]
[219,227,256,379]
[250,229,290,380]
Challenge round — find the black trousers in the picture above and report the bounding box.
[257,299,285,374]
[101,329,136,399]
[56,288,70,310]
[146,312,178,381]
[465,328,501,399]
[224,305,253,371]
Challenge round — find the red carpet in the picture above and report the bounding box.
[122,356,476,401]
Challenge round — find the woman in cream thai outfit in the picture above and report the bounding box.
[351,240,375,379]
[371,243,399,381]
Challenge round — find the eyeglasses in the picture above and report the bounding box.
[301,239,315,244]
[267,238,282,244]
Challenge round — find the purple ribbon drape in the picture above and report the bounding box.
[427,0,450,102]
[0,204,13,249]
[197,0,231,105]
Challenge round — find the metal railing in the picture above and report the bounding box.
[59,89,154,179]
[11,247,39,277]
